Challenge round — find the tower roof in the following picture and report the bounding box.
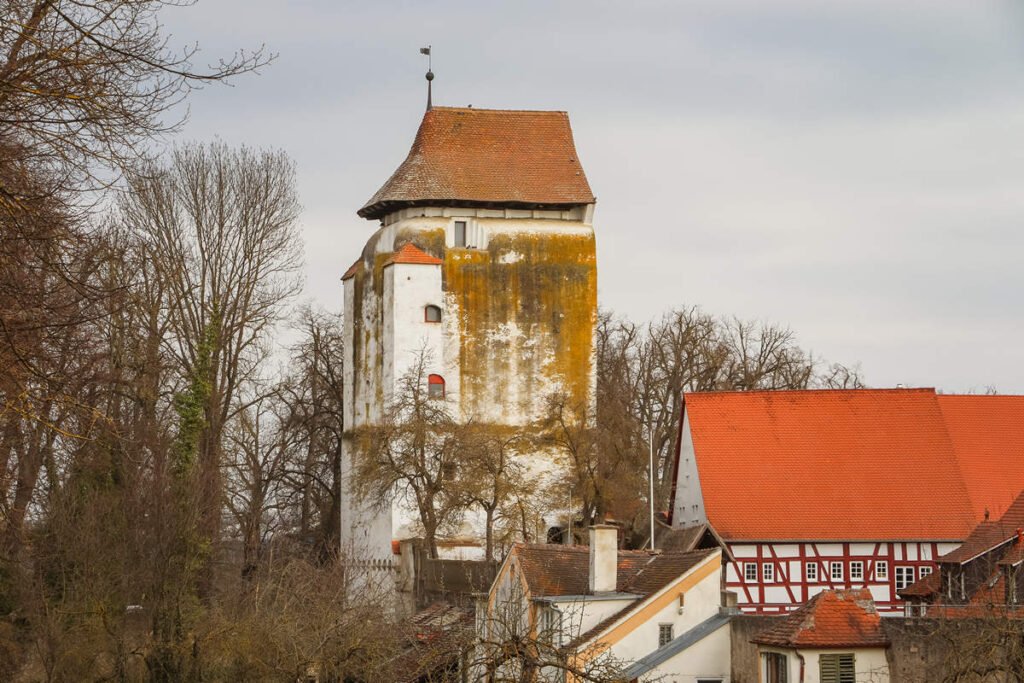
[358,107,595,220]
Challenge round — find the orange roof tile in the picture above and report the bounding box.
[938,395,1024,521]
[382,243,443,267]
[683,389,976,541]
[753,589,888,649]
[359,107,595,219]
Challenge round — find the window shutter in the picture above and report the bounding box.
[820,653,855,683]
[820,655,838,683]
[839,653,855,683]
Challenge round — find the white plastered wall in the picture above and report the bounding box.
[672,409,709,529]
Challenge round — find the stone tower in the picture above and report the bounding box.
[339,106,597,561]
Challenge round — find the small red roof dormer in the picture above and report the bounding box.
[383,243,443,267]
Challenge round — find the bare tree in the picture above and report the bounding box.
[352,350,466,559]
[279,306,346,560]
[0,0,270,201]
[119,140,302,574]
[455,426,529,563]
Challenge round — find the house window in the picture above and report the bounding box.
[850,561,864,581]
[895,566,915,591]
[831,561,844,582]
[819,653,855,683]
[874,560,888,580]
[658,623,673,647]
[454,220,467,247]
[762,652,788,683]
[919,565,933,578]
[424,305,442,323]
[541,607,562,647]
[744,563,758,582]
[806,562,818,582]
[427,374,445,399]
[763,563,775,583]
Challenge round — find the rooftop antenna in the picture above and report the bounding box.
[420,45,433,110]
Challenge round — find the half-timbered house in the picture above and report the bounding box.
[668,388,1024,614]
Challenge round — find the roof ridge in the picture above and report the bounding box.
[431,106,569,115]
[686,387,937,398]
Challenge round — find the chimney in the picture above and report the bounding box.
[589,525,618,593]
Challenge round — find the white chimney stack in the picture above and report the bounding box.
[589,525,618,593]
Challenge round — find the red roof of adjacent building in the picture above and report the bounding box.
[753,589,888,649]
[512,543,713,598]
[938,395,1024,521]
[358,107,595,219]
[382,243,443,267]
[681,389,980,541]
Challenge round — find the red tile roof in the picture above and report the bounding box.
[753,589,888,649]
[938,490,1024,564]
[513,543,713,599]
[938,395,1024,521]
[383,243,443,267]
[358,107,595,219]
[899,568,941,598]
[683,389,977,541]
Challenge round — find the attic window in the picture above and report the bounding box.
[428,374,445,399]
[425,305,442,323]
[658,623,674,647]
[454,220,467,247]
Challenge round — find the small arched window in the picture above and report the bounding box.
[428,374,445,399]
[424,305,442,323]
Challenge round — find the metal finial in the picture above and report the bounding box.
[420,46,433,110]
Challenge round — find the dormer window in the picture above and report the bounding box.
[425,305,442,323]
[454,220,467,247]
[428,374,445,399]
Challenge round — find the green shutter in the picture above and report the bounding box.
[820,654,855,683]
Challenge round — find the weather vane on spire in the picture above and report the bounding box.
[420,45,433,110]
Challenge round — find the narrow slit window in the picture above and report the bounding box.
[425,305,442,323]
[454,220,467,247]
[428,374,445,399]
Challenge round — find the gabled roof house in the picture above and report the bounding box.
[669,388,1024,613]
[476,525,732,682]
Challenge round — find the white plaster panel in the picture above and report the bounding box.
[814,543,842,556]
[907,544,918,561]
[731,544,757,558]
[920,545,933,561]
[869,584,891,602]
[850,543,876,555]
[894,545,903,561]
[764,586,790,605]
[774,544,798,557]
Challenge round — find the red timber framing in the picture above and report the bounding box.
[724,541,956,613]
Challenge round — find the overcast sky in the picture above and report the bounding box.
[162,0,1024,394]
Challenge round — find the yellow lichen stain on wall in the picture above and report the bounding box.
[443,230,597,421]
[395,226,446,259]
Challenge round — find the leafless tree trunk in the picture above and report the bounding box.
[118,141,302,585]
